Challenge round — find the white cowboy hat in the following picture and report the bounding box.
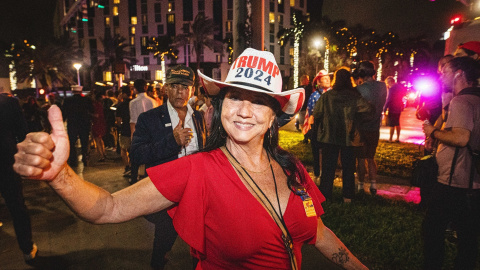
[198,48,305,115]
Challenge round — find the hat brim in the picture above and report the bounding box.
[165,78,194,86]
[198,70,305,115]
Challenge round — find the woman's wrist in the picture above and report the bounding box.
[430,129,439,140]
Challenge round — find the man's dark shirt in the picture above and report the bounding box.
[116,98,132,137]
[0,94,27,165]
[301,84,313,111]
[62,94,93,128]
[103,97,116,128]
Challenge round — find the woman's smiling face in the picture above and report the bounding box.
[221,88,276,145]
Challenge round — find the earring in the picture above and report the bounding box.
[269,127,273,145]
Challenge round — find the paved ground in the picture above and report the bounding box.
[1,112,423,269]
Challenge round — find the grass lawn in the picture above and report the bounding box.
[278,130,467,269]
[278,130,423,179]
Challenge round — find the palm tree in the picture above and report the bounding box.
[147,35,178,84]
[13,38,78,92]
[277,12,305,88]
[147,35,178,63]
[96,35,137,85]
[174,14,224,70]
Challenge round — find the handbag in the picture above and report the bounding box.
[411,154,438,187]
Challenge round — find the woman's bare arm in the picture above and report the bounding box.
[315,218,368,270]
[14,105,174,224]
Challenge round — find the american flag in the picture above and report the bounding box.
[302,90,322,135]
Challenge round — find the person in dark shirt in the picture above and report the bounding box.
[0,91,38,265]
[62,85,94,166]
[116,86,133,176]
[22,96,43,132]
[103,89,117,150]
[296,75,313,142]
[384,76,407,142]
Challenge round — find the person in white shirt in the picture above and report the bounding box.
[129,79,158,184]
[129,79,157,137]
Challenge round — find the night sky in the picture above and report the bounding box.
[0,0,56,46]
[322,0,470,43]
[0,0,473,46]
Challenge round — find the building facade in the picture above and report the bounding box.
[56,0,307,86]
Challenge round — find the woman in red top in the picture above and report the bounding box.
[13,49,367,270]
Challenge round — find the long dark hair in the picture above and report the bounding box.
[332,68,354,91]
[202,88,307,190]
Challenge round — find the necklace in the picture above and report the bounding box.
[226,147,285,220]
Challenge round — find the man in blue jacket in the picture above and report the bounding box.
[130,65,206,270]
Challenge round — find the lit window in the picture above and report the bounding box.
[104,71,112,82]
[130,36,135,45]
[105,17,110,27]
[225,21,232,32]
[155,70,163,80]
[130,26,135,34]
[269,12,275,23]
[131,16,137,25]
[290,0,294,7]
[289,48,294,56]
[278,0,282,4]
[113,0,120,4]
[167,14,175,23]
[113,6,119,16]
[168,2,174,12]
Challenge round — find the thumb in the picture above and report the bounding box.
[175,120,183,129]
[48,105,66,137]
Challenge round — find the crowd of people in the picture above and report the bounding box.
[0,76,214,268]
[1,40,480,269]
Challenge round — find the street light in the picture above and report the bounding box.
[73,63,82,86]
[313,39,322,73]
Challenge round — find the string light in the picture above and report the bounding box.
[410,51,415,75]
[394,60,399,82]
[376,48,383,81]
[324,37,329,73]
[292,14,304,88]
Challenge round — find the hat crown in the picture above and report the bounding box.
[460,41,480,55]
[225,48,282,94]
[166,65,195,86]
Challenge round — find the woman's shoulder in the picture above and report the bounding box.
[190,148,227,165]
